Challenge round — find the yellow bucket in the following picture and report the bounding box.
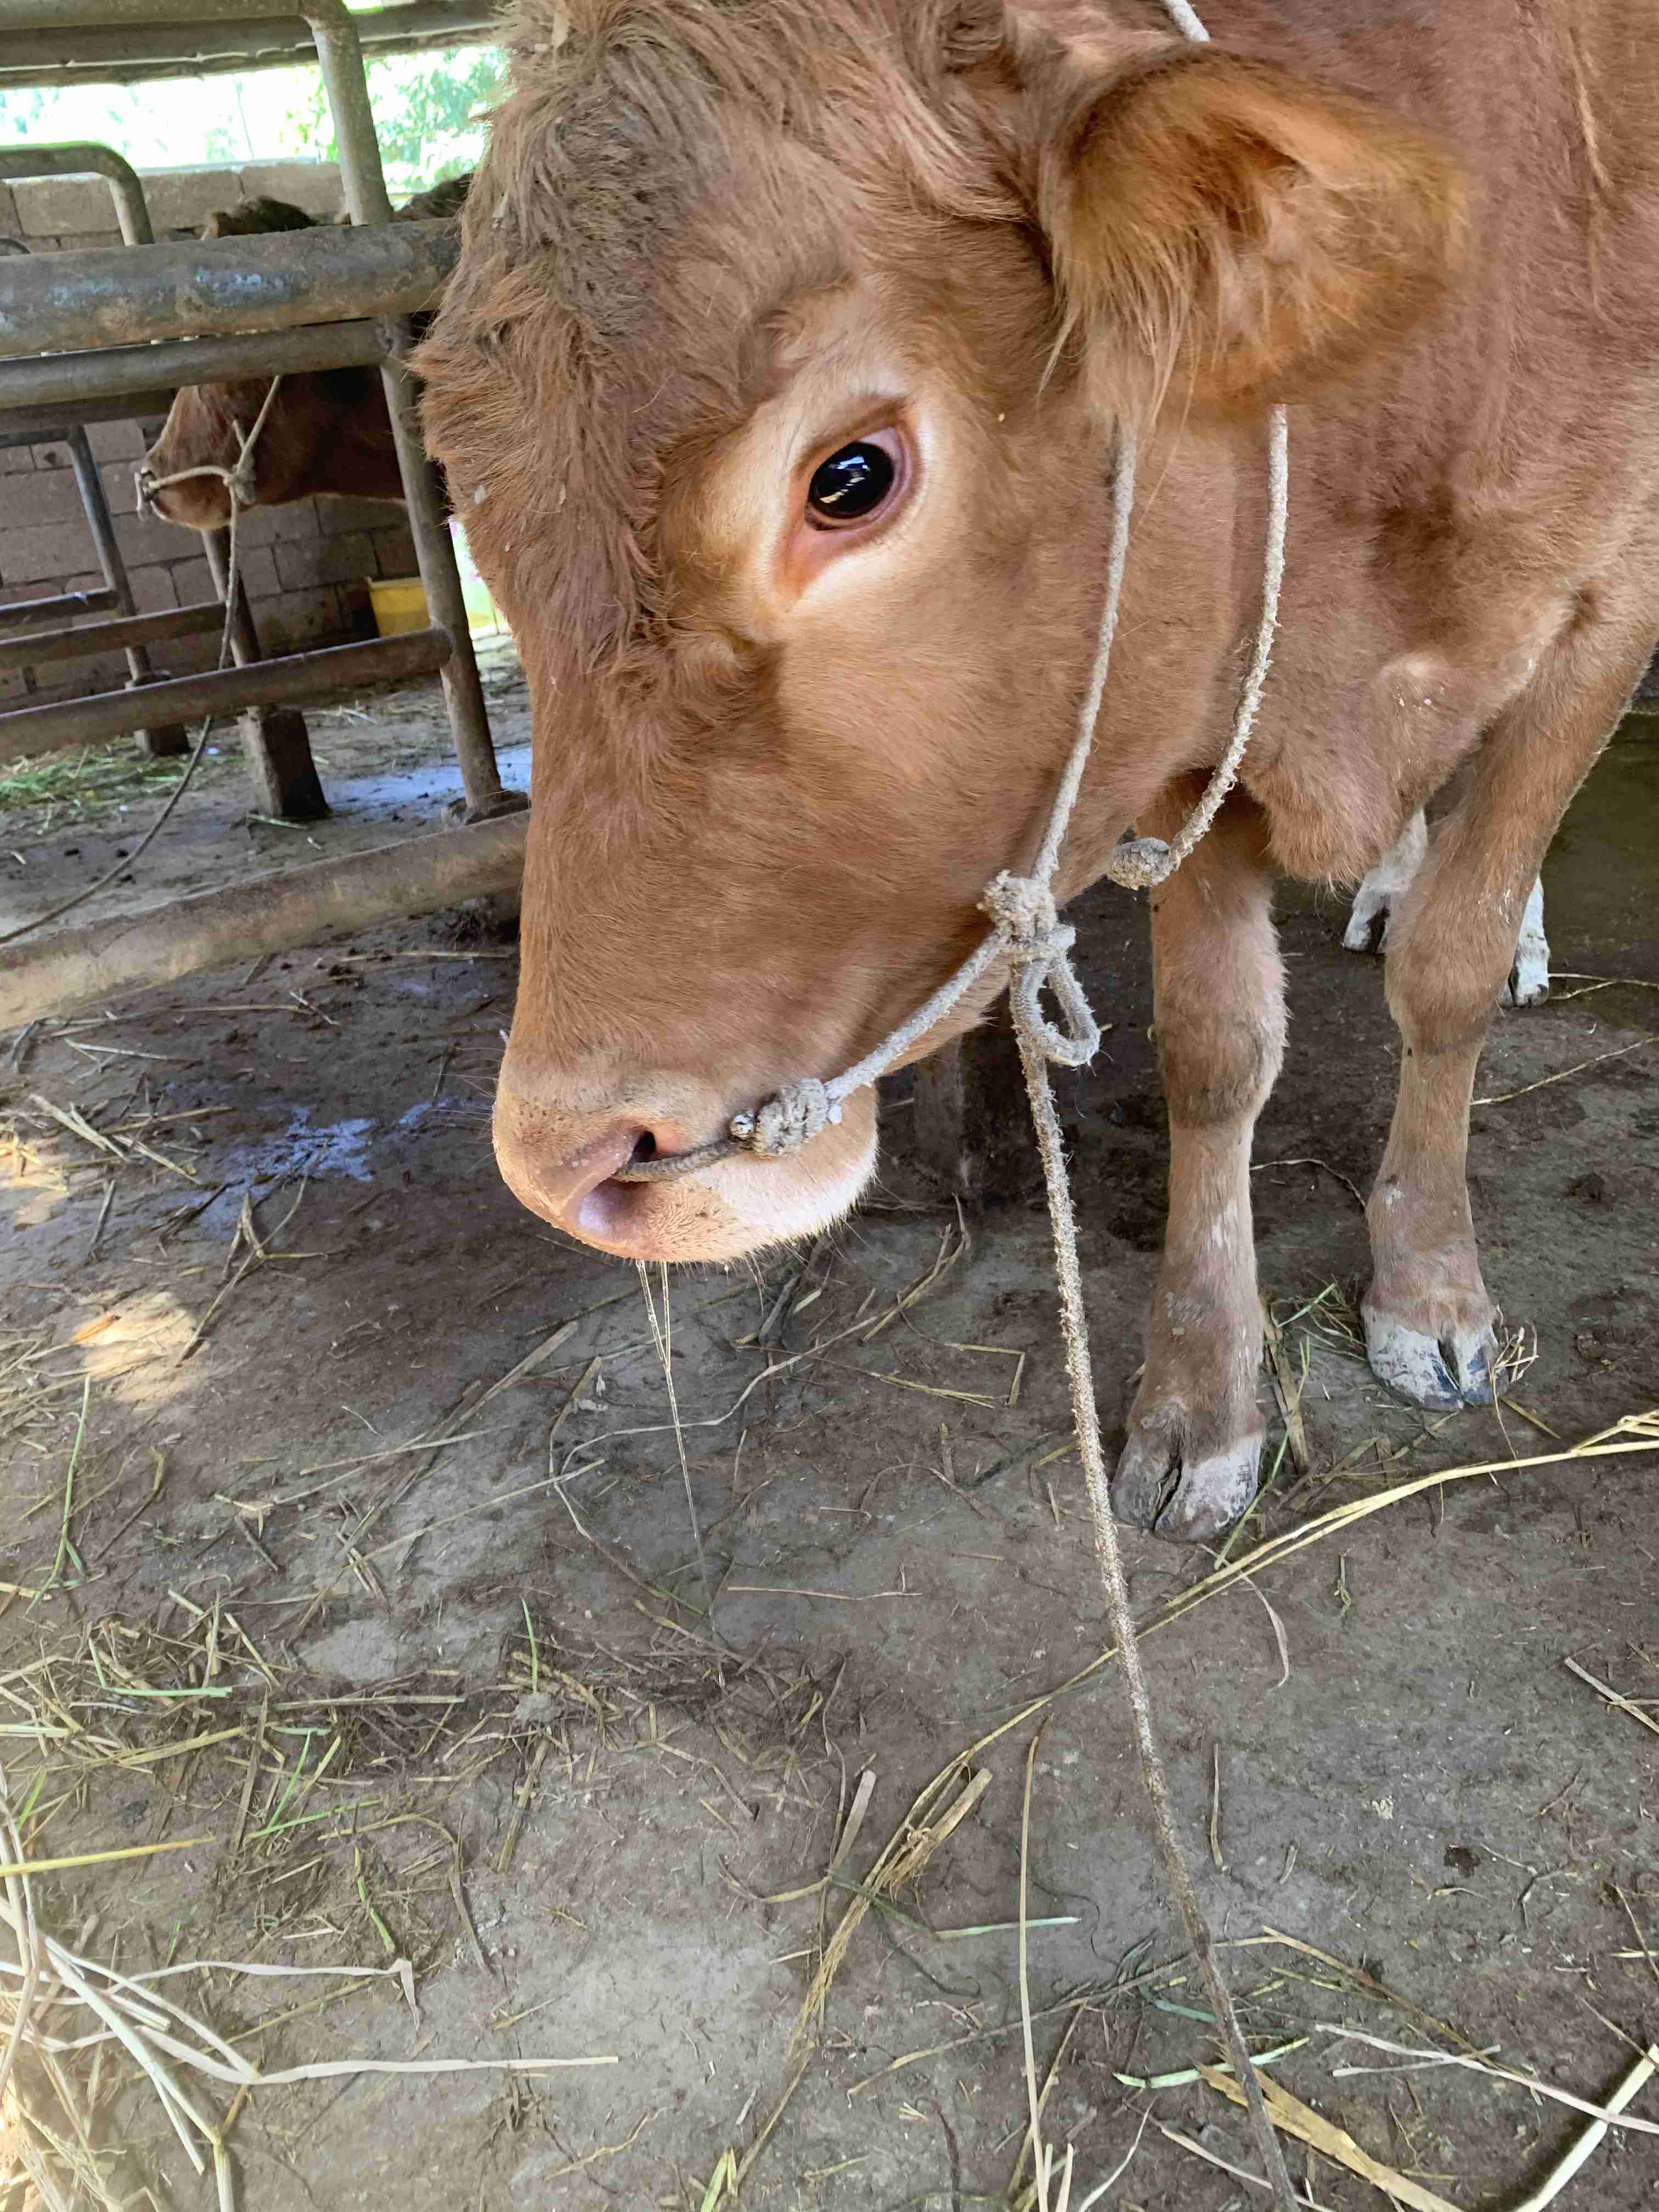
[368,576,430,637]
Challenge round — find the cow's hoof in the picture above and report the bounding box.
[1503,939,1550,1008]
[1110,1428,1263,1545]
[1363,1306,1498,1409]
[1341,888,1389,956]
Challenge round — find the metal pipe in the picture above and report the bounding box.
[0,599,223,672]
[0,392,179,442]
[200,528,263,668]
[0,217,457,358]
[1,0,512,822]
[65,422,187,757]
[66,425,148,684]
[0,143,153,246]
[0,318,384,417]
[376,347,513,819]
[0,626,451,766]
[0,588,117,637]
[0,2,498,87]
[0,814,527,1029]
[288,0,509,815]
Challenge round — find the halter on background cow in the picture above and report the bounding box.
[140,176,471,529]
[417,0,1659,1541]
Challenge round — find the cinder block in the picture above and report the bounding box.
[27,650,134,703]
[127,567,178,612]
[53,228,124,253]
[115,506,212,567]
[162,557,214,611]
[0,666,27,704]
[232,546,280,599]
[99,462,142,516]
[5,469,92,528]
[150,629,219,677]
[31,441,72,472]
[0,443,34,475]
[317,496,407,532]
[370,523,418,578]
[236,161,342,219]
[12,173,119,236]
[1,522,101,586]
[143,167,249,234]
[235,499,324,546]
[0,182,19,241]
[85,418,150,463]
[257,585,351,654]
[274,532,376,590]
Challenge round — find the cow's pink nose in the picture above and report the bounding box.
[495,1113,643,1223]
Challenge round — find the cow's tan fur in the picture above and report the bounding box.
[416,0,1659,1536]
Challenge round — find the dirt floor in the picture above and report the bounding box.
[2,656,1657,2212]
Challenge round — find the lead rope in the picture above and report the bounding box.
[627,7,1299,2198]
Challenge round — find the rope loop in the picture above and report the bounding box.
[979,873,1102,1069]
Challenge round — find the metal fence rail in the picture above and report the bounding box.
[1,0,498,89]
[0,216,459,357]
[0,600,234,673]
[0,628,453,769]
[0,142,154,245]
[0,0,524,1008]
[0,814,529,1030]
[0,588,117,638]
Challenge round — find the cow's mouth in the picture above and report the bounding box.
[492,1084,879,1262]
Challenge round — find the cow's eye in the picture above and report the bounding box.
[806,440,896,527]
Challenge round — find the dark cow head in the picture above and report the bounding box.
[416,0,1462,1263]
[141,179,472,528]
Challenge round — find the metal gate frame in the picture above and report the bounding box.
[0,0,530,1026]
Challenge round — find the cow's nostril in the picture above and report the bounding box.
[626,1130,658,1169]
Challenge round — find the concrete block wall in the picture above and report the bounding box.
[0,161,420,716]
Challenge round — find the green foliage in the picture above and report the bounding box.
[278,47,504,195]
[0,88,49,142]
[0,46,503,200]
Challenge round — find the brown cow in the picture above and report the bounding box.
[417,0,1659,1541]
[140,176,471,528]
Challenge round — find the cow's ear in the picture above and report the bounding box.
[1036,47,1465,416]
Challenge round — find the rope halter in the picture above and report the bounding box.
[618,401,1288,1186]
[136,373,285,522]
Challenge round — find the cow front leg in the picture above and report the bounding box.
[1110,792,1284,1543]
[1365,616,1654,1407]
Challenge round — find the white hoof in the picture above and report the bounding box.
[1502,879,1549,1007]
[1344,811,1429,957]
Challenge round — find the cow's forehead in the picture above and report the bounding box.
[419,0,1021,664]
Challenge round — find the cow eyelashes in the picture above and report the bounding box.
[805,432,901,529]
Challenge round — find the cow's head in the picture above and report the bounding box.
[141,196,398,527]
[417,0,1462,1264]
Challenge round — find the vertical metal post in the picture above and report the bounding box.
[201,526,328,821]
[309,6,522,823]
[66,424,187,757]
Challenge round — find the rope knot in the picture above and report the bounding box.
[1101,836,1173,892]
[978,871,1068,957]
[979,871,1101,1070]
[731,1076,839,1159]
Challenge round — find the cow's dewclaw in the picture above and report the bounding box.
[1362,1306,1499,1410]
[1111,1425,1265,1545]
